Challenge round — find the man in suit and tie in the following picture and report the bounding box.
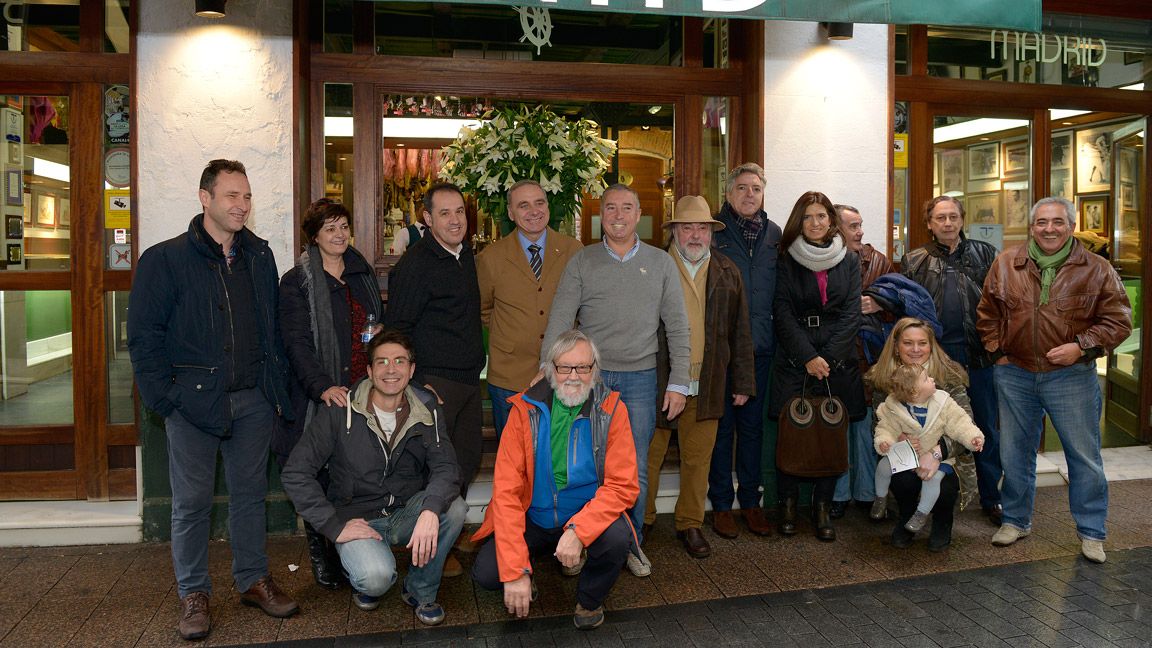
[477,180,584,436]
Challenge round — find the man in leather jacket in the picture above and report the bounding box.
[902,196,1003,524]
[977,197,1131,564]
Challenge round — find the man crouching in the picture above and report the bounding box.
[282,329,467,626]
[471,329,638,630]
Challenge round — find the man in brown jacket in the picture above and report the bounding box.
[645,195,756,558]
[477,180,583,435]
[977,197,1131,564]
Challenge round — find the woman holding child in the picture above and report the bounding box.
[865,317,979,552]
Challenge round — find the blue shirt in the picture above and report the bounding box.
[602,235,641,262]
[518,229,547,265]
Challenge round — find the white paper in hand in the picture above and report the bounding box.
[887,440,919,474]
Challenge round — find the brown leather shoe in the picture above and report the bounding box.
[743,506,773,536]
[240,575,299,618]
[677,527,712,558]
[711,510,739,539]
[178,592,210,640]
[454,534,480,553]
[443,552,464,578]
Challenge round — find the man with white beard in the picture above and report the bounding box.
[470,330,638,630]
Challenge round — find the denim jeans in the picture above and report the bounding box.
[599,368,656,543]
[995,361,1107,541]
[834,408,877,503]
[709,353,772,511]
[165,387,272,597]
[487,383,518,439]
[966,365,1003,508]
[336,494,468,604]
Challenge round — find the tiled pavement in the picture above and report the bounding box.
[2,479,1151,647]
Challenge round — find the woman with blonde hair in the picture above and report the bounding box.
[865,317,977,552]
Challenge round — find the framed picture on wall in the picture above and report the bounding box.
[35,194,56,228]
[1076,126,1113,193]
[1003,182,1030,233]
[1051,132,1072,170]
[58,197,70,228]
[940,149,963,194]
[966,192,1000,225]
[1002,139,1029,175]
[6,216,22,239]
[1077,194,1108,235]
[968,142,999,180]
[5,169,19,206]
[1050,169,1072,199]
[6,243,21,263]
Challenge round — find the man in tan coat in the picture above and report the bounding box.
[645,195,756,558]
[477,180,583,435]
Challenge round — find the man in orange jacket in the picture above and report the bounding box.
[471,329,638,630]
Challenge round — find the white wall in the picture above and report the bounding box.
[136,0,295,274]
[761,22,891,252]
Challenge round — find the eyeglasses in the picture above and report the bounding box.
[553,361,595,375]
[374,356,411,367]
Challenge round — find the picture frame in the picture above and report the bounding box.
[1002,139,1028,176]
[6,243,21,263]
[5,168,20,206]
[1120,182,1136,210]
[6,216,21,239]
[1003,181,1030,233]
[967,142,999,181]
[939,149,964,194]
[1076,126,1113,193]
[1077,194,1108,235]
[1051,131,1072,170]
[35,193,56,228]
[1118,147,1139,184]
[58,197,70,228]
[1050,169,1072,199]
[966,192,1000,225]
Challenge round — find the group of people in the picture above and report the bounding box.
[127,158,1130,641]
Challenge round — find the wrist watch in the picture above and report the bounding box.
[931,449,942,461]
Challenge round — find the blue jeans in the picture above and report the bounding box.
[165,387,272,597]
[834,408,877,503]
[709,354,772,511]
[487,383,518,438]
[336,494,468,604]
[967,365,1003,508]
[995,362,1107,541]
[599,368,657,543]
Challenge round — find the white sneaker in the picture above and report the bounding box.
[991,525,1030,547]
[625,546,652,577]
[1081,539,1106,564]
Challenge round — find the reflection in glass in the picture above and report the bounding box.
[702,97,730,212]
[105,0,130,53]
[0,290,74,426]
[107,291,132,424]
[14,95,71,272]
[0,2,80,52]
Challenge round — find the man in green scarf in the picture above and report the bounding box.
[976,197,1131,565]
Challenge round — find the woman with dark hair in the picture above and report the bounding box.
[865,317,978,552]
[277,198,383,588]
[770,191,865,542]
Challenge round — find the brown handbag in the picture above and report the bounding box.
[776,377,849,477]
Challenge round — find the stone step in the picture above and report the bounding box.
[0,500,141,548]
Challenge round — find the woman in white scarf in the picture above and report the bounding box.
[769,191,865,543]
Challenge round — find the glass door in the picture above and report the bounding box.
[1105,119,1144,442]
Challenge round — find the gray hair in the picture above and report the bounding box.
[834,204,860,219]
[507,179,544,201]
[542,329,601,385]
[1029,196,1076,227]
[601,183,640,212]
[725,163,766,193]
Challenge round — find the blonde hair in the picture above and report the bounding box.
[890,363,927,402]
[865,317,968,393]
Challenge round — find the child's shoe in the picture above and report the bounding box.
[869,497,887,521]
[904,510,929,532]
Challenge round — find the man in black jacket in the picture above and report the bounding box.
[127,160,297,641]
[282,329,466,626]
[902,195,1003,523]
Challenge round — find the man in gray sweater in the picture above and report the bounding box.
[543,183,691,578]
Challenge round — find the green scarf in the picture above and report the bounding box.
[1027,237,1073,305]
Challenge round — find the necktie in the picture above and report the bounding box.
[528,244,542,280]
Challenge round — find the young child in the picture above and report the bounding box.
[872,363,984,532]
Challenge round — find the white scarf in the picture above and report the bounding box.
[788,234,847,272]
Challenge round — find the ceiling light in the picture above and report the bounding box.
[195,0,227,18]
[647,106,662,115]
[820,22,854,40]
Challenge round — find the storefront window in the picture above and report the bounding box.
[324,0,354,54]
[894,27,908,76]
[105,0,130,53]
[702,96,730,210]
[703,18,729,69]
[324,83,353,213]
[925,23,1150,89]
[107,291,131,424]
[0,289,75,427]
[5,96,70,272]
[0,1,80,52]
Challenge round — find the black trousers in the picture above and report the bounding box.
[424,375,482,498]
[776,472,837,506]
[472,516,632,610]
[891,469,959,538]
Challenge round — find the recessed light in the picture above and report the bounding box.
[397,143,406,147]
[979,137,990,141]
[648,105,662,115]
[326,141,333,146]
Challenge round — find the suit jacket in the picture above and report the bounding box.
[476,229,583,392]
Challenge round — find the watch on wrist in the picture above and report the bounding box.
[931,449,942,461]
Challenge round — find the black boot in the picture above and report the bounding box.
[779,497,798,536]
[305,521,345,590]
[813,501,836,542]
[928,517,953,553]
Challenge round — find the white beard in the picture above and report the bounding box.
[554,378,592,408]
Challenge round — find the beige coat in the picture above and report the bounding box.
[873,389,984,459]
[476,229,583,392]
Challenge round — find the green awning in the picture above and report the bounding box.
[373,0,1041,32]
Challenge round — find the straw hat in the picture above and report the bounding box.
[663,195,725,230]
